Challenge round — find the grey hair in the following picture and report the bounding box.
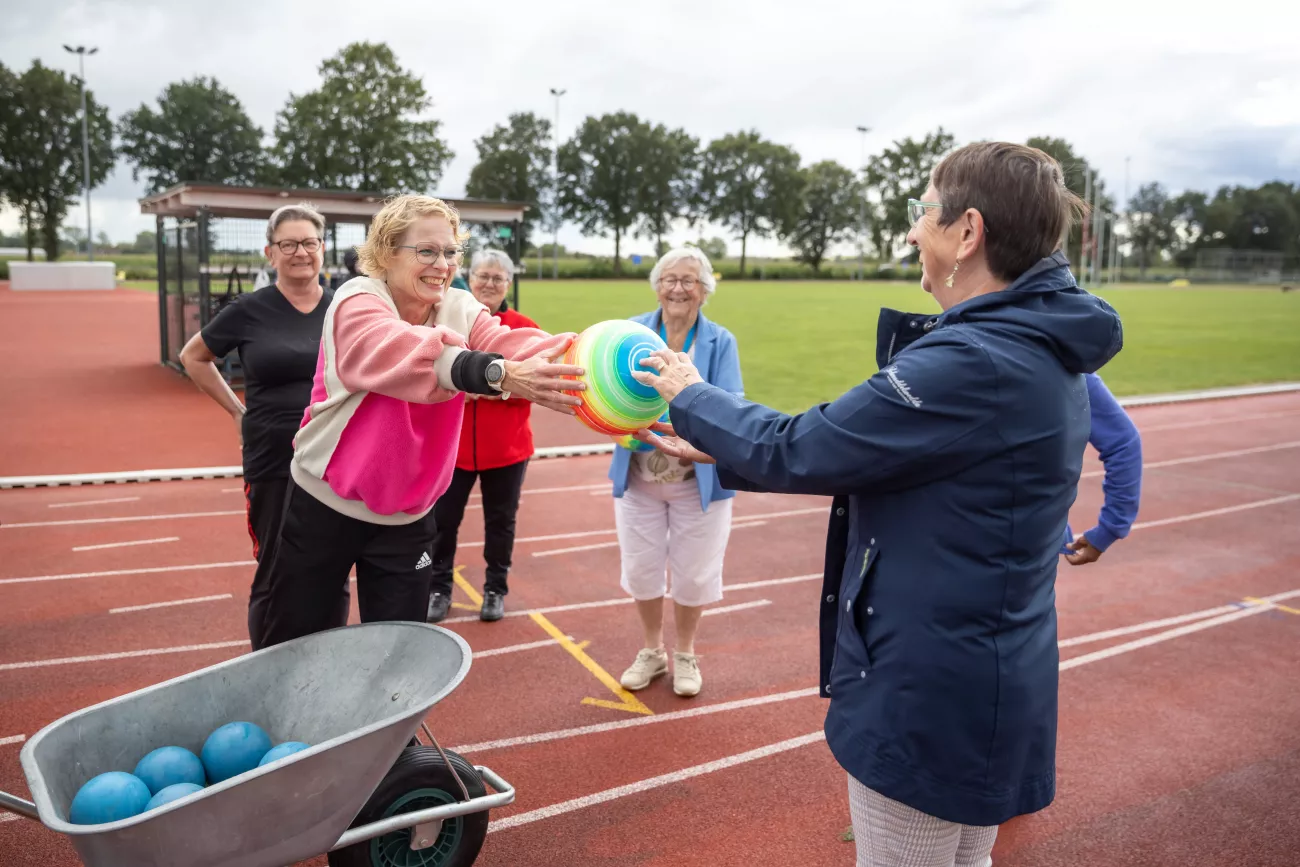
[469,248,516,276]
[649,246,716,298]
[266,202,325,244]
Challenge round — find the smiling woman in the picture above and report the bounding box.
[252,194,589,651]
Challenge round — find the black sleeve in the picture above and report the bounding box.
[451,350,505,395]
[199,297,249,359]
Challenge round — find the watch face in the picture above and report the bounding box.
[488,361,504,383]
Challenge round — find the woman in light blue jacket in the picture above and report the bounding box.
[609,246,744,699]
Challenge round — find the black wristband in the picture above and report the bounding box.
[451,350,504,395]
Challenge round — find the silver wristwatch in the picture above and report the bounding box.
[485,358,509,399]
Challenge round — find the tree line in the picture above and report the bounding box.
[3,41,1296,275]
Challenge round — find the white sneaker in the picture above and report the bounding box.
[673,651,702,697]
[620,648,668,690]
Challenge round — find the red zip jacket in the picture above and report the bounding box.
[455,306,538,471]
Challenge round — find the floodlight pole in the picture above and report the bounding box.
[550,88,566,280]
[64,45,98,262]
[856,126,870,280]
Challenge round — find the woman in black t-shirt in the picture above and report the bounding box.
[179,202,348,648]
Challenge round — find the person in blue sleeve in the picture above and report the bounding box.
[631,142,1123,866]
[1062,373,1143,565]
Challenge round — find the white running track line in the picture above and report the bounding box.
[486,731,828,833]
[1130,494,1300,530]
[452,687,821,755]
[47,496,141,509]
[0,560,255,586]
[702,599,771,617]
[0,640,251,672]
[110,594,233,614]
[474,637,576,658]
[1081,440,1300,479]
[72,536,179,552]
[1,510,243,530]
[0,735,25,747]
[485,585,1300,834]
[440,573,822,625]
[1058,588,1300,648]
[531,520,769,557]
[1140,410,1300,433]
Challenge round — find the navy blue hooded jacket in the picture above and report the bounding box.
[668,252,1123,826]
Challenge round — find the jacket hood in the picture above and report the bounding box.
[877,252,1123,375]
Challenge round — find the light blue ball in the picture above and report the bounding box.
[201,722,272,784]
[69,772,151,825]
[258,741,310,767]
[133,746,206,795]
[145,782,204,811]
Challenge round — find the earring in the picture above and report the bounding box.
[945,258,962,289]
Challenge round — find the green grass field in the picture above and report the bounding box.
[114,279,1300,413]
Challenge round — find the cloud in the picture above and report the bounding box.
[3,0,1298,259]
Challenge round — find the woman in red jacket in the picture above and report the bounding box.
[427,249,537,623]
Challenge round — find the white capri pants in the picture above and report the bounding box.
[613,474,732,607]
[847,774,998,867]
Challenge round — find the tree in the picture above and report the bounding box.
[697,130,802,276]
[1127,182,1175,276]
[781,160,861,273]
[864,128,956,259]
[691,237,727,261]
[464,112,553,253]
[635,124,699,254]
[0,61,113,260]
[556,111,651,275]
[1168,190,1208,270]
[271,42,452,192]
[118,76,265,193]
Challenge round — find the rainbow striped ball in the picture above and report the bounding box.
[562,320,669,435]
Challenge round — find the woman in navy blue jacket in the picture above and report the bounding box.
[633,143,1124,865]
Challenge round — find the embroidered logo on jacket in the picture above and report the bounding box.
[883,365,922,407]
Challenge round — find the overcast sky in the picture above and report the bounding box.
[2,0,1297,260]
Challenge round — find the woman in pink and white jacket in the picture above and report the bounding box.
[254,195,585,649]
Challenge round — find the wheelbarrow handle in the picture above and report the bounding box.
[328,764,515,852]
[0,789,40,821]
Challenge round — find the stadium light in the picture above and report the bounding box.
[63,44,98,263]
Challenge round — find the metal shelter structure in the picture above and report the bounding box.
[138,182,529,375]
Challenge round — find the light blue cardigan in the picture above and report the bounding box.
[608,308,744,512]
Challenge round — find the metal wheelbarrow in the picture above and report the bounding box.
[0,621,514,867]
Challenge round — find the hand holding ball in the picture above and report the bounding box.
[561,321,669,435]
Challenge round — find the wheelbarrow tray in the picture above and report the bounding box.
[18,621,474,867]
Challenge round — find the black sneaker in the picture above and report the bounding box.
[480,591,505,622]
[426,592,450,623]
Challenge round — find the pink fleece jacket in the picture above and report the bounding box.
[291,278,573,525]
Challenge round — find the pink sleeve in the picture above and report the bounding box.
[467,310,575,360]
[333,295,467,403]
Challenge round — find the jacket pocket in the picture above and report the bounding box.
[849,543,881,667]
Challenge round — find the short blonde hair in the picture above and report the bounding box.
[357,195,469,277]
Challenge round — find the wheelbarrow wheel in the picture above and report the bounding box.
[329,746,489,867]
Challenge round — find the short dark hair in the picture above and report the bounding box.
[932,142,1088,282]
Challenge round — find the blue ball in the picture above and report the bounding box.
[133,746,206,795]
[145,782,204,811]
[69,772,151,825]
[258,741,310,767]
[201,722,272,784]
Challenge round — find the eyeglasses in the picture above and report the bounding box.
[907,199,943,226]
[397,245,464,265]
[274,237,323,254]
[658,276,699,290]
[472,273,509,287]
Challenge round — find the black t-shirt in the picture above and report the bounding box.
[201,284,334,482]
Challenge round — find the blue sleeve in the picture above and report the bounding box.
[711,329,744,398]
[670,333,1002,497]
[1081,374,1142,551]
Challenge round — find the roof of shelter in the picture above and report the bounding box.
[138,182,529,224]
